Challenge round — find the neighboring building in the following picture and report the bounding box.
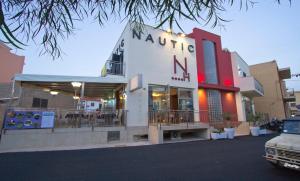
[0,42,25,83]
[0,42,25,129]
[249,61,295,120]
[290,91,300,116]
[231,52,264,122]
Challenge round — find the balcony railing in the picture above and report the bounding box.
[254,78,264,95]
[148,110,239,128]
[283,88,296,102]
[102,61,124,76]
[149,110,195,125]
[239,76,264,96]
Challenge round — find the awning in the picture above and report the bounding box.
[14,74,127,84]
[13,74,127,98]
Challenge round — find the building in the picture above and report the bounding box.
[0,42,25,129]
[0,42,25,83]
[289,91,300,116]
[231,52,264,122]
[0,23,246,151]
[249,61,295,120]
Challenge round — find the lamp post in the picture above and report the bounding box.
[71,82,82,110]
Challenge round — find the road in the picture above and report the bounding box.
[0,134,298,181]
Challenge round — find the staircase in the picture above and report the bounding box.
[235,122,250,136]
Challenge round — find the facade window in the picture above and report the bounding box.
[148,85,168,111]
[148,85,193,111]
[203,40,218,84]
[207,90,222,121]
[32,97,48,108]
[178,89,193,110]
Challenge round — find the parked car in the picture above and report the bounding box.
[264,117,300,171]
[264,119,283,132]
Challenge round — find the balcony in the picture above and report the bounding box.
[283,88,296,102]
[238,76,264,97]
[101,60,124,77]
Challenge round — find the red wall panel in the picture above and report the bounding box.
[221,91,238,121]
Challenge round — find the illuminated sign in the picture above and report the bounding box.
[132,29,194,53]
[172,55,190,82]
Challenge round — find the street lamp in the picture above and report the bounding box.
[71,82,82,88]
[50,91,59,95]
[71,82,82,110]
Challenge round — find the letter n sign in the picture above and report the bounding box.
[172,55,190,82]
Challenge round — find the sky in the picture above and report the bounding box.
[11,0,300,91]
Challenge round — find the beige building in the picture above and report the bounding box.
[249,61,295,120]
[290,91,300,116]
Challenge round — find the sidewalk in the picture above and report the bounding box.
[0,141,151,153]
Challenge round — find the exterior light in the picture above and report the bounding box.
[152,93,161,97]
[178,33,185,37]
[166,28,172,33]
[50,91,59,95]
[73,96,80,100]
[123,92,127,100]
[71,82,82,88]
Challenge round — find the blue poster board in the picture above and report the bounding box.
[4,110,55,129]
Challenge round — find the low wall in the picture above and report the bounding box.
[149,123,210,144]
[0,126,148,152]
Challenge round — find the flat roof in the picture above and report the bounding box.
[13,74,127,98]
[14,74,127,84]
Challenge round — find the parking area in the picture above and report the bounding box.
[0,134,298,181]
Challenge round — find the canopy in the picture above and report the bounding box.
[13,74,127,98]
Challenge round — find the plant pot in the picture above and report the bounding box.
[224,128,235,139]
[259,129,267,135]
[250,126,260,136]
[219,132,227,139]
[211,132,227,140]
[211,132,219,140]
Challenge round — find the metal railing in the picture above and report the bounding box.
[104,61,124,76]
[254,78,264,95]
[54,109,127,128]
[149,110,195,125]
[2,108,127,130]
[148,110,239,128]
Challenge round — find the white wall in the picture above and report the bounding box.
[122,24,199,127]
[231,52,248,122]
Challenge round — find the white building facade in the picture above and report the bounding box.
[103,24,199,126]
[231,52,264,122]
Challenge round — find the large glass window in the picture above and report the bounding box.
[148,86,193,111]
[207,90,222,121]
[203,40,218,84]
[148,85,168,111]
[178,89,193,110]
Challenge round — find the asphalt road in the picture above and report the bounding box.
[0,134,298,181]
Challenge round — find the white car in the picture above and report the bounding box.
[264,117,300,171]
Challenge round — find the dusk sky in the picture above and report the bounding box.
[12,0,300,91]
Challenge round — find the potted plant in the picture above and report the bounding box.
[248,113,262,136]
[211,128,227,140]
[223,112,235,139]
